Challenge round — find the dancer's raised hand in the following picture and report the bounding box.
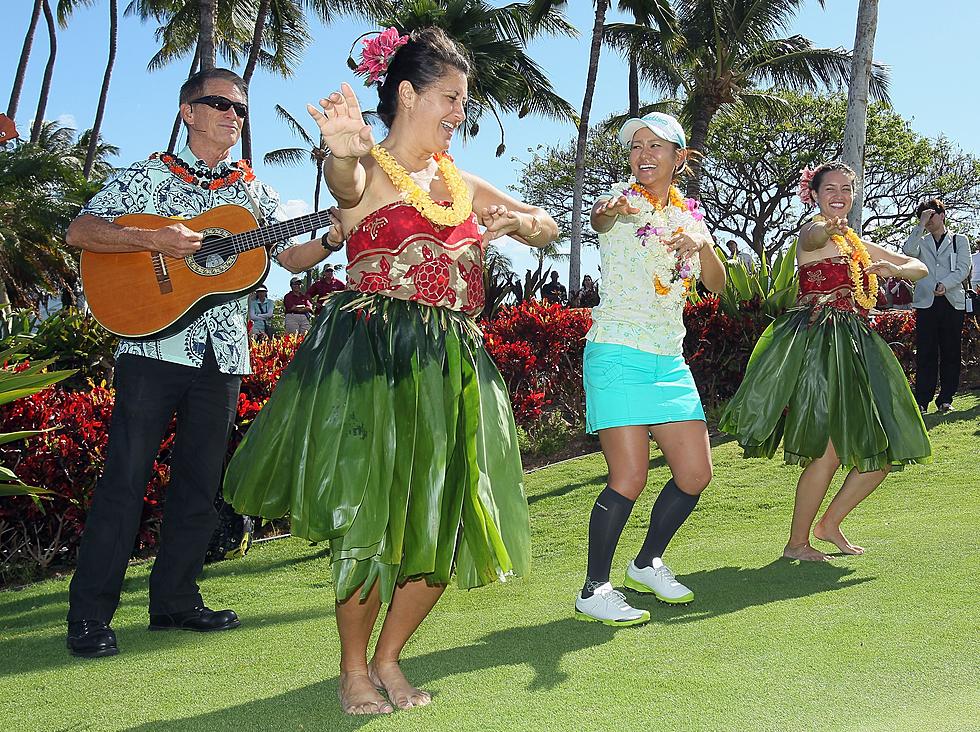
[595,195,640,220]
[307,82,375,160]
[822,216,849,237]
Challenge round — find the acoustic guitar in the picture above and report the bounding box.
[81,204,335,340]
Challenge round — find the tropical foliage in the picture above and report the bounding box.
[0,346,74,497]
[0,122,114,307]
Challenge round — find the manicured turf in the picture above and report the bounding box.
[2,394,978,732]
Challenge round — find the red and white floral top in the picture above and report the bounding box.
[798,256,869,315]
[344,202,486,317]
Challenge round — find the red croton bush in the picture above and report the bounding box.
[482,299,592,425]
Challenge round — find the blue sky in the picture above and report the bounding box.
[3,0,978,297]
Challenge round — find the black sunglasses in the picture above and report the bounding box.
[190,95,248,118]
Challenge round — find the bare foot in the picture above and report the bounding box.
[369,659,432,710]
[814,523,865,555]
[783,542,830,562]
[338,670,393,715]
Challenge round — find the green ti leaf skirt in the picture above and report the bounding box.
[719,306,931,473]
[224,291,531,602]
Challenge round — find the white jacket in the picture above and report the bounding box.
[902,225,972,311]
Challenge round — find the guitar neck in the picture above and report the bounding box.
[225,208,335,254]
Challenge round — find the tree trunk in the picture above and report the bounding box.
[240,0,271,162]
[198,0,217,72]
[684,100,714,200]
[310,158,323,239]
[628,50,639,118]
[842,0,879,235]
[29,0,57,144]
[7,0,43,121]
[168,47,200,153]
[569,0,608,297]
[84,0,118,179]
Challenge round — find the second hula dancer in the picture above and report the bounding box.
[575,113,726,627]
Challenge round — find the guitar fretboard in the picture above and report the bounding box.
[208,209,335,255]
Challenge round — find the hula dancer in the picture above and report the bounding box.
[720,162,931,561]
[575,113,726,627]
[223,28,557,714]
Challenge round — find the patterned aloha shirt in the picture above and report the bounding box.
[81,145,296,374]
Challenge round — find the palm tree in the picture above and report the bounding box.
[264,105,328,220]
[529,0,608,304]
[0,122,91,307]
[7,0,44,122]
[263,105,331,287]
[29,0,58,144]
[367,0,577,157]
[57,0,119,180]
[842,0,879,234]
[128,0,252,152]
[199,0,216,70]
[239,0,312,161]
[605,0,890,200]
[615,0,674,117]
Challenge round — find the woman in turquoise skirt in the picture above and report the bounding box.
[223,28,557,714]
[720,162,931,561]
[574,113,727,627]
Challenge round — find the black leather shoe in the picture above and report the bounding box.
[67,620,119,658]
[148,606,241,632]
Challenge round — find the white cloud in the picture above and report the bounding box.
[279,198,313,220]
[56,113,77,130]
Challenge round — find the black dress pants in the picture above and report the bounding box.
[67,347,241,623]
[914,297,965,408]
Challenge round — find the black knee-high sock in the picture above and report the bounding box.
[582,486,635,597]
[634,479,700,567]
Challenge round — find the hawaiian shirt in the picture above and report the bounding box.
[81,145,296,374]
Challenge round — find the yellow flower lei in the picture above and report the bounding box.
[370,145,473,227]
[630,183,686,211]
[813,215,879,310]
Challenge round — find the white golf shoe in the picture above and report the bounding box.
[574,582,650,627]
[624,559,694,604]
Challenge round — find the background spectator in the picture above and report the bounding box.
[283,277,313,335]
[541,271,567,305]
[249,285,274,340]
[306,266,346,314]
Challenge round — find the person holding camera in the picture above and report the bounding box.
[903,199,972,414]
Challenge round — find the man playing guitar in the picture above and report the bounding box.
[64,68,342,658]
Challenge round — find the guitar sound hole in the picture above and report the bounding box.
[185,230,238,276]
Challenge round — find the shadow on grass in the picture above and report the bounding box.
[527,454,672,506]
[631,559,873,624]
[127,617,617,732]
[0,604,333,680]
[0,545,331,633]
[921,398,980,430]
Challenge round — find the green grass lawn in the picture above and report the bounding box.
[2,394,978,732]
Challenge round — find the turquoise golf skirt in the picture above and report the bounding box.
[584,340,705,433]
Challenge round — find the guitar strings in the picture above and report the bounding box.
[151,210,335,276]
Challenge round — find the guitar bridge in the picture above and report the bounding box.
[151,252,173,294]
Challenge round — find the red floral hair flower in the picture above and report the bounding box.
[798,167,817,206]
[355,27,410,86]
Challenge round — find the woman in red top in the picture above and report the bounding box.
[721,162,931,562]
[224,27,556,716]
